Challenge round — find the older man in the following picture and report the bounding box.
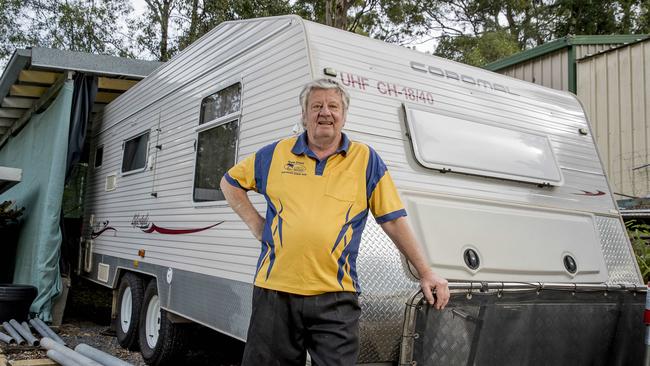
[220,78,449,365]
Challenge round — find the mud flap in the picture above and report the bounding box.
[403,289,644,366]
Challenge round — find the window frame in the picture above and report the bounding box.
[191,80,243,207]
[120,130,151,176]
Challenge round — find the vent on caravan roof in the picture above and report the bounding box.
[404,105,564,186]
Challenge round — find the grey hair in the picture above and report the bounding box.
[299,78,350,115]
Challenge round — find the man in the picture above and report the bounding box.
[220,78,449,365]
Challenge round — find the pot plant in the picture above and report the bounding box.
[0,200,24,283]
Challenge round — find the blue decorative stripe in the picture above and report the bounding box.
[277,200,284,247]
[224,172,247,190]
[375,209,407,224]
[265,240,276,281]
[254,242,270,281]
[336,212,367,291]
[260,198,279,279]
[365,146,387,200]
[255,141,279,195]
[331,205,353,254]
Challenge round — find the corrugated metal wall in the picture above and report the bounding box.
[496,44,625,92]
[575,44,628,59]
[577,40,650,199]
[498,49,569,90]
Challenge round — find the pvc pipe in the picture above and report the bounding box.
[0,331,15,345]
[9,319,39,346]
[21,321,31,333]
[75,343,134,366]
[46,349,84,366]
[2,321,25,345]
[33,318,66,345]
[29,318,50,339]
[41,337,103,366]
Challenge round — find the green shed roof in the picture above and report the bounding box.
[484,35,649,71]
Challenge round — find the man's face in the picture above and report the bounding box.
[303,88,346,143]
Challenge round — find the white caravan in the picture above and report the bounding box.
[80,15,644,365]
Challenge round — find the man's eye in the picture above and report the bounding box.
[311,105,322,111]
[328,104,339,110]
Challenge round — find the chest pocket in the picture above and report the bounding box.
[325,171,359,202]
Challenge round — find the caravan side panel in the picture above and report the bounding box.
[84,16,312,340]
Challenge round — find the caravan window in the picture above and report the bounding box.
[121,132,150,173]
[200,83,241,124]
[193,83,241,202]
[94,145,103,168]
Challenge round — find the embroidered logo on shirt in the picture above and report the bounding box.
[282,160,307,175]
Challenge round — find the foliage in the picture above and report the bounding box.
[626,220,650,283]
[0,0,135,65]
[0,200,24,229]
[293,0,429,44]
[3,0,650,70]
[176,0,293,51]
[435,30,521,66]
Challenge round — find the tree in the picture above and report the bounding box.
[132,0,180,62]
[293,0,429,44]
[434,31,521,66]
[0,0,134,67]
[176,0,292,51]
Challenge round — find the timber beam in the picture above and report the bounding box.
[18,70,61,85]
[98,77,138,91]
[2,97,34,109]
[0,71,72,148]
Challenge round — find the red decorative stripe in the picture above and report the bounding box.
[141,221,223,235]
[575,190,606,196]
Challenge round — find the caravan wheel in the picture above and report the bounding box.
[138,280,186,366]
[116,273,144,350]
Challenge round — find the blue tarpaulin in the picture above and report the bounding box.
[0,81,73,321]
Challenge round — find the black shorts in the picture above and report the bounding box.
[241,286,361,366]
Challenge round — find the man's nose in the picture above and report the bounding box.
[319,105,332,116]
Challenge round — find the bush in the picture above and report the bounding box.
[626,219,650,283]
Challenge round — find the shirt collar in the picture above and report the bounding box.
[291,132,350,157]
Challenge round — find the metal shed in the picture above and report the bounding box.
[577,38,650,200]
[484,35,648,93]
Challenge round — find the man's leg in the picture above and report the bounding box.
[241,287,307,366]
[303,292,361,366]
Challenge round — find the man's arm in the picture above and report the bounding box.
[220,177,265,241]
[380,217,450,310]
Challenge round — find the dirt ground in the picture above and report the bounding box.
[1,277,244,365]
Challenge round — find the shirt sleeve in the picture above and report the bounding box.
[224,153,257,192]
[366,147,406,224]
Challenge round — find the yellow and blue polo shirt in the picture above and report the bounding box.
[224,132,406,295]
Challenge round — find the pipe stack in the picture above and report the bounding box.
[9,319,39,346]
[2,321,25,345]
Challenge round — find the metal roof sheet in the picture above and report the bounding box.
[484,35,649,71]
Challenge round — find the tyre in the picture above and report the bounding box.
[0,284,37,322]
[138,280,186,365]
[116,273,144,350]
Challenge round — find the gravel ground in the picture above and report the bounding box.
[1,277,244,365]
